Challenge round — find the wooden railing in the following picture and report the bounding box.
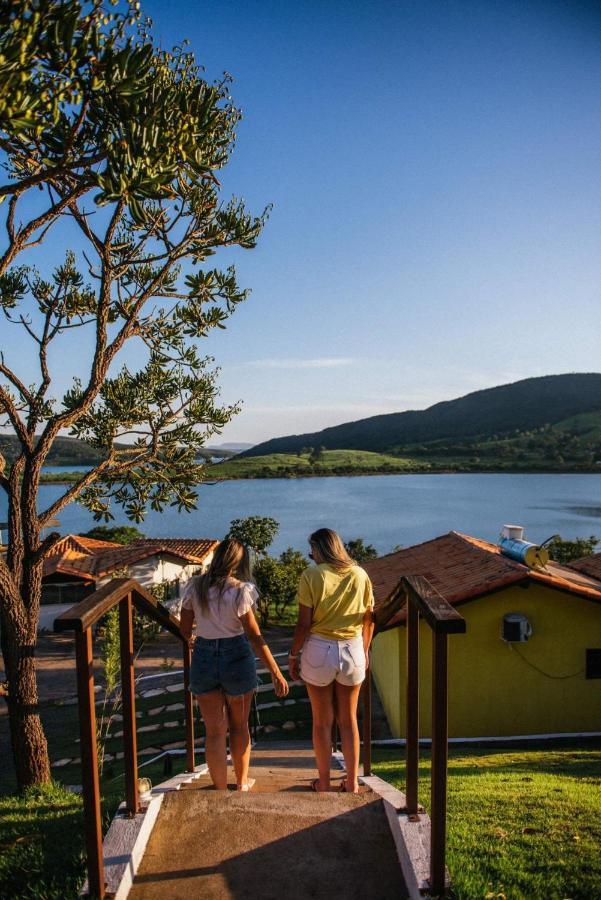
[365,574,467,896]
[54,578,195,900]
[55,572,463,898]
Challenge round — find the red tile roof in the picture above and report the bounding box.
[363,531,601,617]
[43,535,217,581]
[130,538,217,564]
[568,553,601,581]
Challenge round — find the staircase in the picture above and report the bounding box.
[127,745,409,900]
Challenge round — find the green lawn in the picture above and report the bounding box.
[2,742,599,898]
[0,754,192,900]
[373,743,601,900]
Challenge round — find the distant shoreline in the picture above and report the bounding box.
[39,466,601,485]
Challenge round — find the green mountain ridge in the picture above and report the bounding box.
[0,434,234,468]
[243,374,601,457]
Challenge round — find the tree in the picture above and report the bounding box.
[547,535,599,566]
[309,445,325,463]
[81,524,144,545]
[226,516,279,556]
[344,537,378,563]
[253,547,307,626]
[0,1,267,788]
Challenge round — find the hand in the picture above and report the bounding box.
[288,655,300,682]
[272,671,289,697]
[364,650,370,671]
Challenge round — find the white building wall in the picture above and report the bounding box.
[96,550,214,596]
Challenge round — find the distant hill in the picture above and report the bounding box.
[0,434,106,467]
[209,442,255,452]
[244,374,601,457]
[0,434,245,466]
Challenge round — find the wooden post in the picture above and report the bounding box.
[406,597,419,816]
[430,630,449,896]
[362,663,372,776]
[75,628,105,899]
[119,593,139,815]
[183,642,195,772]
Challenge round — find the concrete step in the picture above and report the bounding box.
[129,789,408,899]
[181,745,368,794]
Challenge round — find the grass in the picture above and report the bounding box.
[0,782,86,899]
[212,449,427,478]
[372,743,601,900]
[3,737,599,897]
[209,447,601,479]
[0,754,194,899]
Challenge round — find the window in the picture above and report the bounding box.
[586,649,601,679]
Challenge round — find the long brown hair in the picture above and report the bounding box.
[309,528,354,570]
[194,538,252,611]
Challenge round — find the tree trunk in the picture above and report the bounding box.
[1,611,51,788]
[0,574,51,788]
[0,457,51,789]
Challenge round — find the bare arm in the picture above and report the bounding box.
[179,607,195,643]
[289,604,313,682]
[362,608,375,667]
[239,608,289,697]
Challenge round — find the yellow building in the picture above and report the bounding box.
[365,532,601,738]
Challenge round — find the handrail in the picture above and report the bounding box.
[364,574,466,897]
[54,577,183,637]
[54,578,196,900]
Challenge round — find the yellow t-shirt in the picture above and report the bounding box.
[297,563,374,641]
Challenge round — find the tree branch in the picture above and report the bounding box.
[0,150,107,198]
[0,359,34,406]
[37,460,114,528]
[30,532,62,565]
[0,184,89,278]
[0,386,32,450]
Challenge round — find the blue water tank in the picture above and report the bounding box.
[499,538,549,568]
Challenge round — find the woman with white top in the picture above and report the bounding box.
[180,538,288,791]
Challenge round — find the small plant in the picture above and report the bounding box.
[96,608,121,774]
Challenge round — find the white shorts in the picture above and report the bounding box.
[300,634,366,687]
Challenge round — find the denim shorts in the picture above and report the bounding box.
[189,634,258,696]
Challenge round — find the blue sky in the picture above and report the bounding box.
[3,1,601,444]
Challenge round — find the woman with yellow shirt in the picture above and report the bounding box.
[289,528,375,794]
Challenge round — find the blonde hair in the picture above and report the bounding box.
[194,538,252,611]
[309,528,354,570]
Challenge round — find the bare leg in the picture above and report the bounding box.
[306,682,335,791]
[334,681,362,792]
[225,690,254,788]
[197,689,228,790]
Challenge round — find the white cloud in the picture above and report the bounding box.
[244,357,355,370]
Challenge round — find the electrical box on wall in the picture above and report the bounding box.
[502,613,532,643]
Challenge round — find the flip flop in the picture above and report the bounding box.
[237,778,256,792]
[339,778,359,794]
[311,778,329,792]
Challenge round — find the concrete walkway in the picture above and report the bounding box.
[128,744,408,899]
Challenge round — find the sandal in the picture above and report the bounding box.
[339,778,359,794]
[310,778,329,792]
[237,778,255,792]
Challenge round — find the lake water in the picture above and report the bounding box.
[4,472,600,556]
